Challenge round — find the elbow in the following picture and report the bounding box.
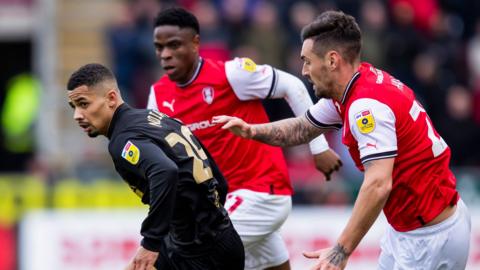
[365,176,392,202]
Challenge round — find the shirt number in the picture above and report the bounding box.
[409,100,448,157]
[166,126,213,184]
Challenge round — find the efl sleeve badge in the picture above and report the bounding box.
[355,110,375,134]
[121,140,140,165]
[241,57,257,72]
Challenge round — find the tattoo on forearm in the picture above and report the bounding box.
[327,244,350,266]
[252,116,323,147]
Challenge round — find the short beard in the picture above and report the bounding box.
[87,130,100,138]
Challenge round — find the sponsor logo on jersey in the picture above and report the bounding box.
[162,99,175,112]
[187,120,216,131]
[202,87,214,104]
[241,57,257,72]
[355,110,375,134]
[121,141,140,165]
[366,142,377,149]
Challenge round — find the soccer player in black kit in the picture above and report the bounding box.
[66,63,244,270]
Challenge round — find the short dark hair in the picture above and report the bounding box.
[301,11,361,64]
[67,63,115,90]
[154,7,200,34]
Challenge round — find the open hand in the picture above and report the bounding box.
[212,115,254,139]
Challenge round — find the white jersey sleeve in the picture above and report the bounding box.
[348,98,398,163]
[225,57,330,154]
[225,57,277,100]
[147,86,158,110]
[305,98,343,130]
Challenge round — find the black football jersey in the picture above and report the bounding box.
[107,104,230,255]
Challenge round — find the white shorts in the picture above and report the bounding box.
[224,189,292,270]
[378,199,471,270]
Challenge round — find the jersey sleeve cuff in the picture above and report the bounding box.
[309,135,330,154]
[305,110,343,130]
[141,237,163,252]
[360,150,398,164]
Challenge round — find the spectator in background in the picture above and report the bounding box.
[389,0,440,35]
[359,0,388,68]
[242,0,286,69]
[411,51,446,123]
[285,1,317,78]
[437,85,480,166]
[106,0,160,108]
[191,0,231,61]
[384,0,426,85]
[467,19,480,125]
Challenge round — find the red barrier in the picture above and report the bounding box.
[0,225,15,270]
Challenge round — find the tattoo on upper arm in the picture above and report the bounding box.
[252,116,323,147]
[327,243,350,266]
[363,161,373,170]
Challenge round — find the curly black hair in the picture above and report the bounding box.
[154,7,200,34]
[301,11,361,64]
[67,63,115,90]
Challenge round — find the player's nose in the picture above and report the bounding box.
[73,108,83,121]
[302,64,310,78]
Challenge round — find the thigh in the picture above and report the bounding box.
[211,226,245,270]
[385,200,472,270]
[244,230,289,270]
[435,200,471,269]
[225,189,292,248]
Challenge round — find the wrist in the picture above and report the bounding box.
[141,237,162,252]
[334,242,352,257]
[250,125,256,139]
[309,135,329,154]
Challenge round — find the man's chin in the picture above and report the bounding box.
[87,131,100,138]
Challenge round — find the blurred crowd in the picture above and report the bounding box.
[104,0,480,204]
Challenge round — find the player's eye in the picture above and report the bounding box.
[79,102,88,108]
[155,44,164,52]
[169,41,180,49]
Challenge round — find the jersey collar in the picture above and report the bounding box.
[107,103,130,139]
[177,57,204,88]
[340,71,361,104]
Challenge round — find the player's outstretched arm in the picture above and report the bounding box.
[303,158,394,270]
[213,114,325,147]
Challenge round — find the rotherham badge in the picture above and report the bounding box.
[202,87,214,105]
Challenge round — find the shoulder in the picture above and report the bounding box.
[203,58,226,73]
[152,74,175,90]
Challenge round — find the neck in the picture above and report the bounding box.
[334,61,360,101]
[104,101,124,138]
[178,56,201,85]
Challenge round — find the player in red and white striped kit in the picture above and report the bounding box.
[147,8,342,270]
[215,10,471,270]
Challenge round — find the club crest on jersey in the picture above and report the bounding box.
[121,141,140,165]
[355,110,375,134]
[202,87,214,104]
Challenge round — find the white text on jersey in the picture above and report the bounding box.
[187,120,215,131]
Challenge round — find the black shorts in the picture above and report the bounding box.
[155,226,245,270]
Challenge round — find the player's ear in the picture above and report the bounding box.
[327,50,339,70]
[106,89,119,108]
[192,34,200,51]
